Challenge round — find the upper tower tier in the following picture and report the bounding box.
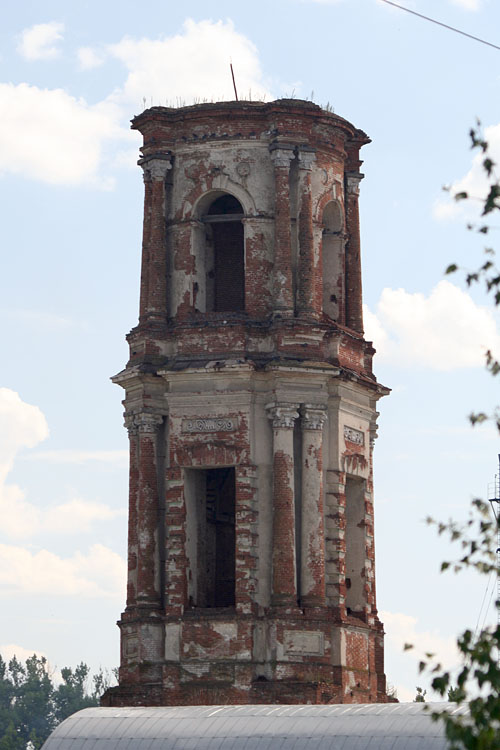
[129,99,373,381]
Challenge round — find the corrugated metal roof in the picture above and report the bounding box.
[42,703,468,750]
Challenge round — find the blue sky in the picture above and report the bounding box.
[2,0,500,702]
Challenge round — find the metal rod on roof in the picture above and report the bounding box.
[230,61,238,101]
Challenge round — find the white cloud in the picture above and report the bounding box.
[0,83,130,188]
[26,449,128,464]
[108,19,272,107]
[0,388,48,484]
[2,308,75,331]
[43,499,125,534]
[2,21,270,187]
[17,21,64,61]
[0,643,47,663]
[434,122,500,220]
[1,493,125,539]
[77,46,105,70]
[381,609,461,701]
[0,389,125,539]
[0,543,125,598]
[449,0,482,10]
[364,280,500,370]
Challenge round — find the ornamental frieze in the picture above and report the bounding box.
[182,417,237,433]
[344,425,364,446]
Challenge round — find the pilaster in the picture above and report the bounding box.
[270,144,295,317]
[300,405,327,607]
[134,411,164,609]
[138,154,172,324]
[124,414,139,608]
[266,402,299,608]
[297,148,317,318]
[345,171,364,334]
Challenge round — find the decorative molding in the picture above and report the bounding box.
[344,425,364,446]
[124,413,138,436]
[301,405,328,430]
[266,403,299,429]
[346,171,364,196]
[135,412,164,434]
[297,147,316,171]
[182,417,237,433]
[139,154,173,182]
[236,161,251,178]
[269,143,295,169]
[284,630,324,656]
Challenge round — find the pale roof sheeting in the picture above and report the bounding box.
[42,703,469,750]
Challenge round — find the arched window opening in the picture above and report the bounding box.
[203,194,245,312]
[322,201,344,322]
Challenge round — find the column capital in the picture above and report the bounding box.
[269,142,295,169]
[297,147,316,171]
[301,405,328,430]
[346,171,364,196]
[266,402,299,429]
[134,412,164,434]
[139,154,173,182]
[124,413,139,435]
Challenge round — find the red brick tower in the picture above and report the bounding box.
[102,100,389,707]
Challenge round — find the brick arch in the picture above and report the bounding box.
[192,183,257,221]
[315,189,344,226]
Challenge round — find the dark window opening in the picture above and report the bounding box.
[207,194,243,216]
[212,222,244,311]
[185,467,236,608]
[205,467,236,607]
[345,477,366,616]
[203,194,245,312]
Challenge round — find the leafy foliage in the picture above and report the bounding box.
[414,686,427,703]
[445,122,500,430]
[419,127,500,748]
[421,501,500,748]
[0,654,114,750]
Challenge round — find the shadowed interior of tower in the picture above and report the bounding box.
[185,467,236,608]
[345,476,366,616]
[204,194,244,312]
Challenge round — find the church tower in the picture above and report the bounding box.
[102,99,389,707]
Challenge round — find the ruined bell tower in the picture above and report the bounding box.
[102,99,389,707]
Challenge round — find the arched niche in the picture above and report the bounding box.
[193,191,245,313]
[321,200,344,322]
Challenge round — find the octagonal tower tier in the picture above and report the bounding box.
[102,99,390,707]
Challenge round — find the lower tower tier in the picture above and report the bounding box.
[102,610,386,706]
[101,358,389,707]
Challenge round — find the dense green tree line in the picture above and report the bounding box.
[0,654,113,750]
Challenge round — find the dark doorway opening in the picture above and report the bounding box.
[185,466,236,608]
[205,467,236,607]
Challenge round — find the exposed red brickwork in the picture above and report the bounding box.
[297,164,315,317]
[103,100,390,709]
[271,420,298,607]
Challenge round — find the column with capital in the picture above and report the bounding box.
[138,154,172,324]
[297,147,317,317]
[267,403,299,607]
[135,412,164,608]
[124,414,139,609]
[269,144,295,317]
[300,405,327,607]
[345,171,364,333]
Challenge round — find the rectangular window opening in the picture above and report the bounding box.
[185,467,236,608]
[345,476,366,617]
